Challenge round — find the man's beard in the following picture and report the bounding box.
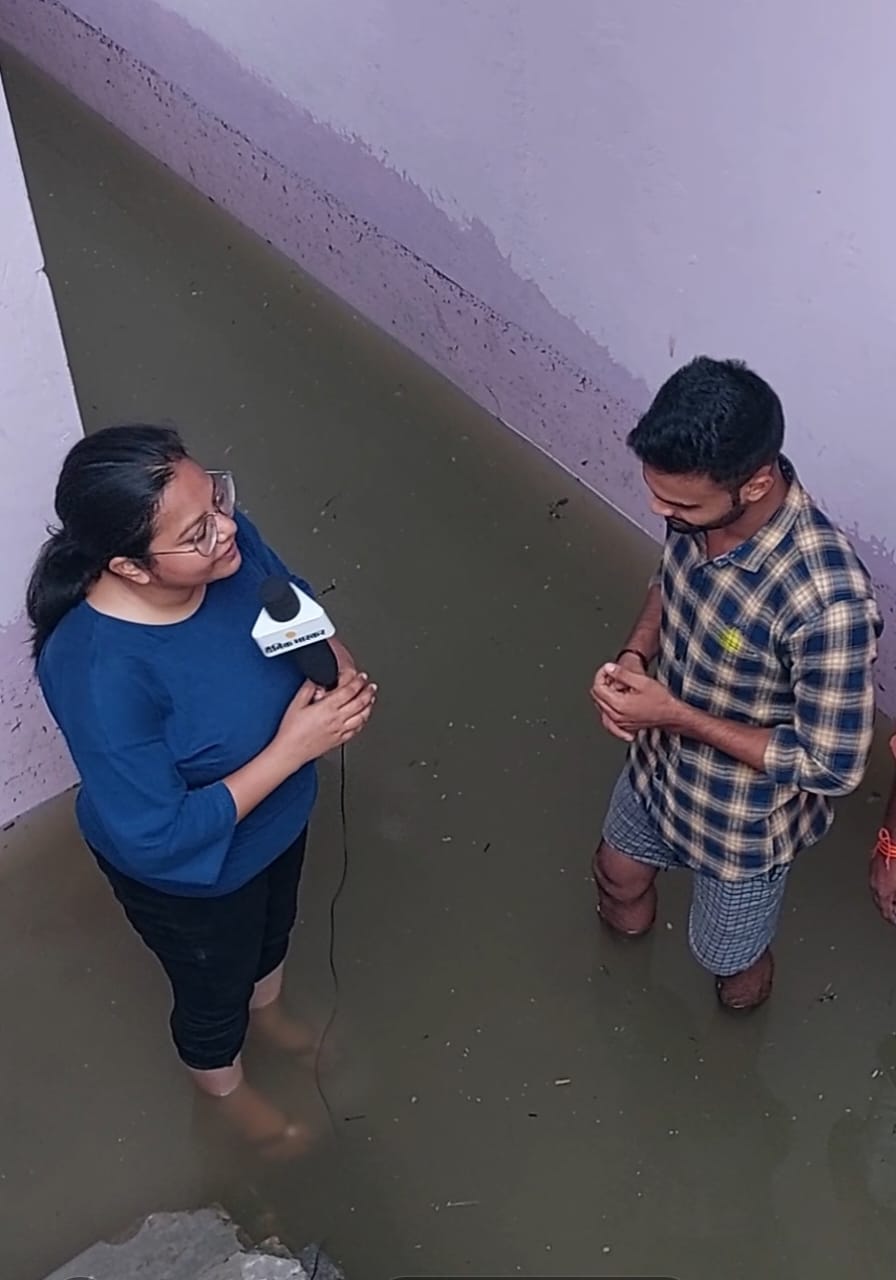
[667,501,746,536]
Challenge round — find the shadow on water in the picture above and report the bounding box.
[2,46,896,1280]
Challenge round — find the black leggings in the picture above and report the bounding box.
[96,830,307,1071]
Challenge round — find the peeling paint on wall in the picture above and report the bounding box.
[0,64,80,823]
[1,0,894,718]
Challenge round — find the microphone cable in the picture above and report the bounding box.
[307,742,349,1280]
[313,743,349,1127]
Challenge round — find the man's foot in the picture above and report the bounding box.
[715,948,774,1011]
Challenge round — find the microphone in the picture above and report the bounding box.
[253,575,339,690]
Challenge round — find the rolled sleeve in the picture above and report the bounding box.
[74,663,239,886]
[763,598,881,796]
[82,749,239,885]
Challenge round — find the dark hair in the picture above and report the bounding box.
[627,356,785,488]
[26,424,188,657]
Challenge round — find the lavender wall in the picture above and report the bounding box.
[0,67,80,821]
[2,0,894,708]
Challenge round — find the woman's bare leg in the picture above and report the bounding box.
[249,963,317,1053]
[250,962,285,1012]
[189,1058,244,1097]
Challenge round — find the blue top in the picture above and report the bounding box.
[37,512,318,897]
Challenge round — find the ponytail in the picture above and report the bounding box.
[25,423,188,660]
[26,531,102,659]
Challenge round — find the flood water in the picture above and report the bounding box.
[2,49,896,1280]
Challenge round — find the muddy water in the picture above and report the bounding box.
[2,50,896,1280]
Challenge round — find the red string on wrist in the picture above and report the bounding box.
[875,829,896,862]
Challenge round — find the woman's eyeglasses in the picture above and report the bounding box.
[153,471,237,558]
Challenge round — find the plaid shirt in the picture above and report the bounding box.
[627,458,882,881]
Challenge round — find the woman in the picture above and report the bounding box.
[27,424,375,1153]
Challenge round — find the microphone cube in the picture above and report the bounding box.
[252,582,336,658]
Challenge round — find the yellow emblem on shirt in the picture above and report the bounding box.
[719,626,744,654]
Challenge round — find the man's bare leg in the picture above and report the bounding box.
[593,841,659,936]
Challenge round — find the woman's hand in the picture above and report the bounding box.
[225,669,376,822]
[276,669,377,767]
[330,637,357,677]
[312,636,358,702]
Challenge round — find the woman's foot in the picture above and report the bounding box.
[716,948,774,1011]
[209,1080,316,1162]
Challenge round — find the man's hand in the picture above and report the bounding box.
[591,662,685,737]
[590,653,648,742]
[592,584,663,741]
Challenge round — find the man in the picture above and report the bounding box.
[591,356,881,1009]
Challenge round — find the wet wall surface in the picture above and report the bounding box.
[2,50,896,1280]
